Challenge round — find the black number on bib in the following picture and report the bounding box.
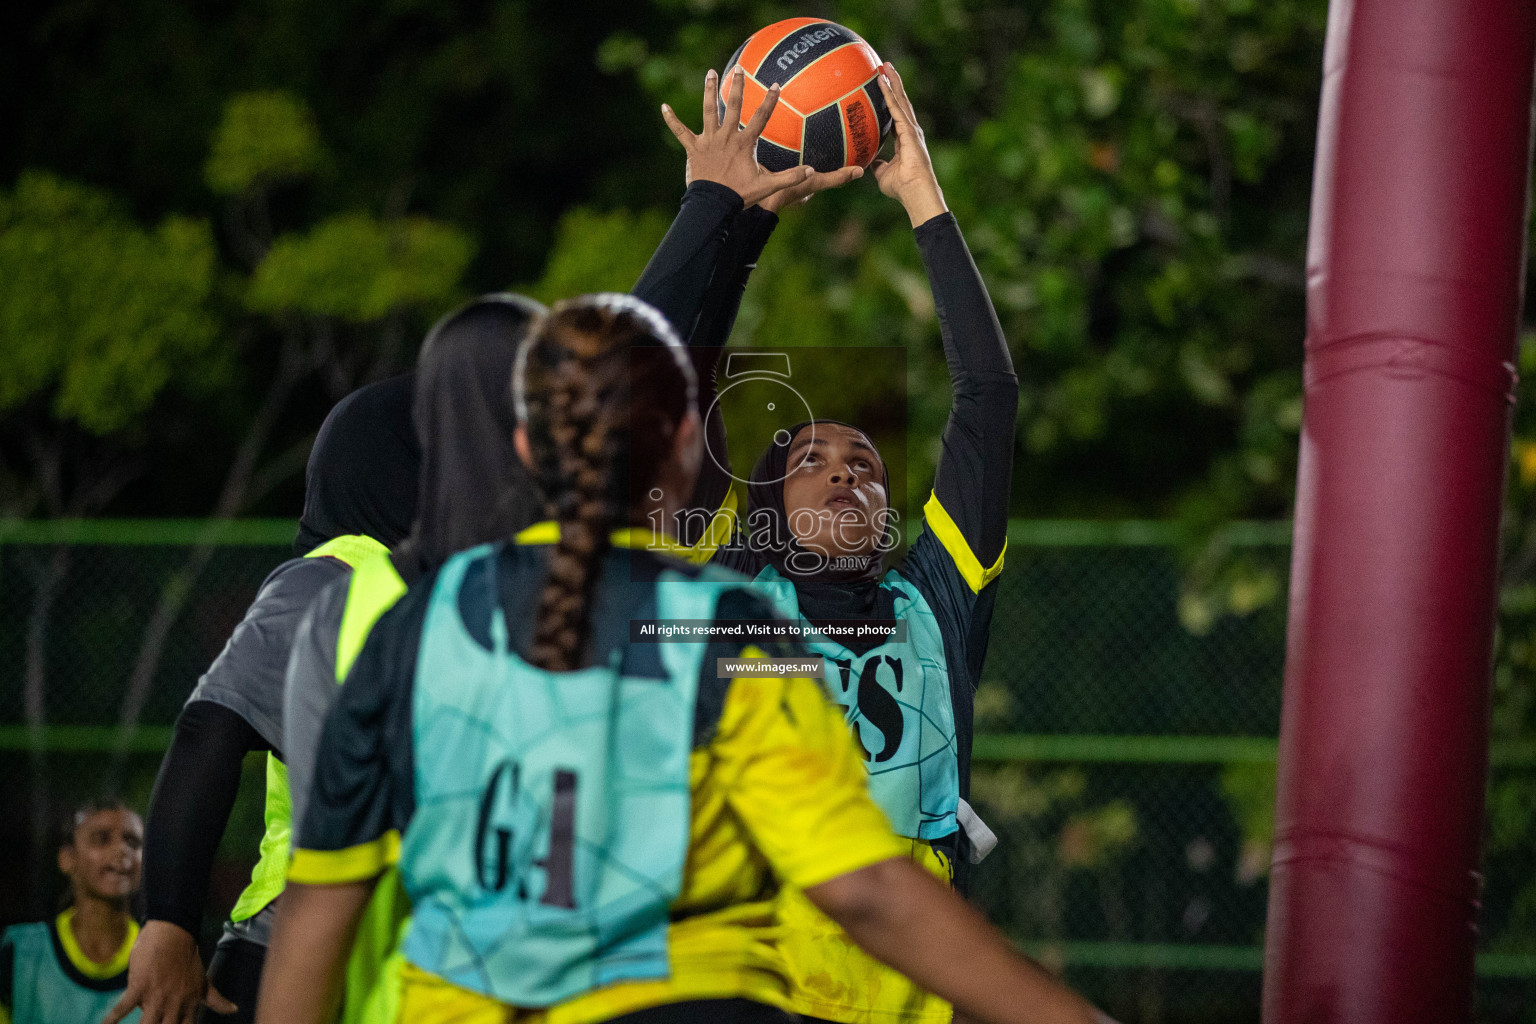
[473,760,580,908]
[538,769,578,908]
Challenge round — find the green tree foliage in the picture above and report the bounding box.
[247,213,473,321]
[0,172,217,437]
[576,0,1324,523]
[521,207,672,305]
[205,91,325,196]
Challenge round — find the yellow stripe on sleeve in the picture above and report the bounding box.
[288,830,401,885]
[922,491,1005,593]
[513,520,561,545]
[515,489,739,565]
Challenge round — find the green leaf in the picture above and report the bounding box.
[520,206,672,305]
[205,91,324,196]
[247,213,474,321]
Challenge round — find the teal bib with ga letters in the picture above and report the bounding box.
[399,545,735,1007]
[751,565,960,840]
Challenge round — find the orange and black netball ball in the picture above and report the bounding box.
[719,18,893,173]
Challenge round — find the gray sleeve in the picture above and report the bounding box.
[283,578,348,836]
[185,556,351,753]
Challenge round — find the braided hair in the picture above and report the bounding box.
[513,294,697,671]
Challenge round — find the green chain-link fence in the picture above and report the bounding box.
[1,519,1533,1022]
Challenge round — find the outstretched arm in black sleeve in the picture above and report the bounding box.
[918,213,1017,573]
[867,59,1016,579]
[636,69,861,547]
[632,180,745,348]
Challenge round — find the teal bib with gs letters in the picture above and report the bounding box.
[751,565,959,841]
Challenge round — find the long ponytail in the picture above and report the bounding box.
[514,294,696,671]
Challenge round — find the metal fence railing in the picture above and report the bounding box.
[1,519,1533,1021]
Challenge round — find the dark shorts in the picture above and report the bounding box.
[607,999,796,1023]
[197,936,265,1024]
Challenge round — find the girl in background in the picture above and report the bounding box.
[2,800,143,1024]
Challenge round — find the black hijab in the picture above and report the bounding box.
[745,419,896,654]
[294,374,421,556]
[390,294,547,583]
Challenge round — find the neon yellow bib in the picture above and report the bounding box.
[229,534,390,923]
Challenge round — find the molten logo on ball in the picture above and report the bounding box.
[775,26,849,72]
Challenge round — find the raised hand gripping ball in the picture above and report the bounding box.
[719,18,894,173]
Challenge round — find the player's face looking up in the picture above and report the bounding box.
[780,422,888,559]
[59,807,143,904]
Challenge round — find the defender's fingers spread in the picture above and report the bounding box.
[723,66,747,131]
[703,69,720,132]
[661,105,695,146]
[744,83,780,139]
[765,166,813,193]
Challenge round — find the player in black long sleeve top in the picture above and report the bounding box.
[122,378,419,1024]
[635,62,1016,1024]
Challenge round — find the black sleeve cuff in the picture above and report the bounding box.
[731,206,779,255]
[683,179,746,215]
[912,209,959,239]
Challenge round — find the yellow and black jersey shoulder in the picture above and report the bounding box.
[288,563,432,884]
[920,491,1005,595]
[692,586,807,749]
